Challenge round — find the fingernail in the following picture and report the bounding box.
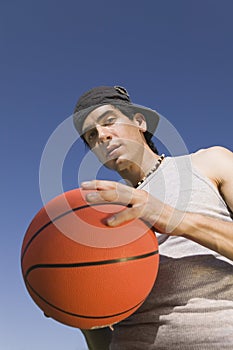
[81,181,91,188]
[86,193,98,201]
[107,216,115,226]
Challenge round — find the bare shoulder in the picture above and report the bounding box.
[191,146,233,186]
[192,146,233,161]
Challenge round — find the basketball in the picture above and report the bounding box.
[21,188,159,330]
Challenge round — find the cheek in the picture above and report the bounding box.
[122,131,144,151]
[119,125,142,142]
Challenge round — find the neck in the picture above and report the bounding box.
[118,150,162,187]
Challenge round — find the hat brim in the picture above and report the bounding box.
[73,103,160,139]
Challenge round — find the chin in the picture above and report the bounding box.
[114,157,132,172]
[101,159,124,172]
[102,159,118,171]
[101,155,132,172]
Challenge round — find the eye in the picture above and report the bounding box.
[103,116,116,126]
[85,129,97,143]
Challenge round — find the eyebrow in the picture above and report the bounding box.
[82,110,117,135]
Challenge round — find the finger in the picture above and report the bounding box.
[86,189,134,206]
[106,206,141,227]
[82,180,135,203]
[81,180,118,190]
[86,189,120,203]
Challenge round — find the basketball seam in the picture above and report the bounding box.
[21,202,128,263]
[25,279,146,319]
[24,250,159,279]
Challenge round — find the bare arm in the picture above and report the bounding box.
[181,146,233,260]
[178,212,233,260]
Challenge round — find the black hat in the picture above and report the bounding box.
[73,86,160,138]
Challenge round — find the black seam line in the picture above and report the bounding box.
[26,279,145,319]
[21,202,124,263]
[24,250,158,280]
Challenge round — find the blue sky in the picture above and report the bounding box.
[1,1,233,349]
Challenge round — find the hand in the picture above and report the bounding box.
[81,179,233,260]
[81,180,183,234]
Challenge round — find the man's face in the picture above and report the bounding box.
[81,104,147,172]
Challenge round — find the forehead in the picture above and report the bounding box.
[81,104,119,132]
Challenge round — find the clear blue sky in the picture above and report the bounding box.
[1,1,233,349]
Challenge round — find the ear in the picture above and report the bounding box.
[133,113,147,132]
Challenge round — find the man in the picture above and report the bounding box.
[73,86,233,350]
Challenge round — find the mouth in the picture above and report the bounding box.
[106,144,121,159]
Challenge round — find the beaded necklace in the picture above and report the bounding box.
[136,154,165,187]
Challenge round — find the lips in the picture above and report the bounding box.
[106,144,121,159]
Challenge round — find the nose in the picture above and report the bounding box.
[96,125,112,143]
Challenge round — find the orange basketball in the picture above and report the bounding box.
[21,188,159,330]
